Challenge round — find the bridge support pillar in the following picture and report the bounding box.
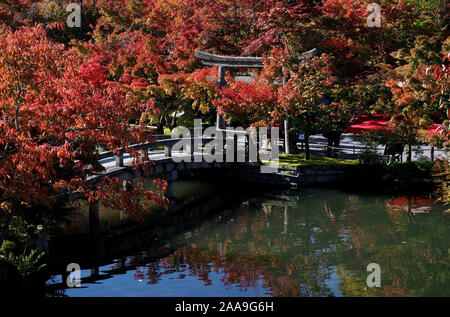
[121,181,133,220]
[166,170,178,200]
[91,267,99,279]
[165,144,172,157]
[115,153,124,167]
[89,200,100,238]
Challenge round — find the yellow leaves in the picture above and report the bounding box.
[0,201,11,212]
[20,201,31,208]
[192,100,211,114]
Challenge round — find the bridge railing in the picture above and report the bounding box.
[98,136,236,167]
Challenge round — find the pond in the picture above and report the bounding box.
[46,187,449,297]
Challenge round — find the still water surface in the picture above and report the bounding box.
[47,188,449,297]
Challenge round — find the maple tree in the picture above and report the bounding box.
[158,67,220,128]
[278,54,337,159]
[0,0,37,29]
[381,36,447,161]
[425,50,449,206]
[0,24,168,247]
[213,72,281,127]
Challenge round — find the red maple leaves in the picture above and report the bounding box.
[0,24,167,216]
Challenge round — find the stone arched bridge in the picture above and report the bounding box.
[83,133,351,237]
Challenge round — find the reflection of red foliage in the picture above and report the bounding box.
[387,196,434,207]
[134,267,145,281]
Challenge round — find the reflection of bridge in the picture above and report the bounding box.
[84,133,283,238]
[45,192,332,295]
[50,255,155,295]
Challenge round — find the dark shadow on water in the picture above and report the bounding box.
[44,179,449,297]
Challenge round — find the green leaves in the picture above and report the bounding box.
[0,248,46,278]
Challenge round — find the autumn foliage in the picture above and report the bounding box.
[0,0,448,219]
[0,24,167,224]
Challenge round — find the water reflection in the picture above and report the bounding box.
[47,189,449,297]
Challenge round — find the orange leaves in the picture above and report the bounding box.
[0,24,162,217]
[159,67,219,114]
[321,0,366,28]
[426,52,449,149]
[214,72,279,126]
[214,52,338,129]
[55,143,74,164]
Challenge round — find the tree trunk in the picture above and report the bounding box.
[327,138,333,157]
[333,134,341,158]
[305,132,310,160]
[304,118,311,160]
[407,143,412,162]
[288,130,299,154]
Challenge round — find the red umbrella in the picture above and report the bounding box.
[424,123,442,135]
[344,119,389,134]
[350,114,393,124]
[345,121,443,136]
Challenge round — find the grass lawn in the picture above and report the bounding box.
[263,153,359,167]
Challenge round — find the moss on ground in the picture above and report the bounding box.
[263,153,359,167]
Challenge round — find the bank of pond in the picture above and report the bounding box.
[1,161,448,297]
